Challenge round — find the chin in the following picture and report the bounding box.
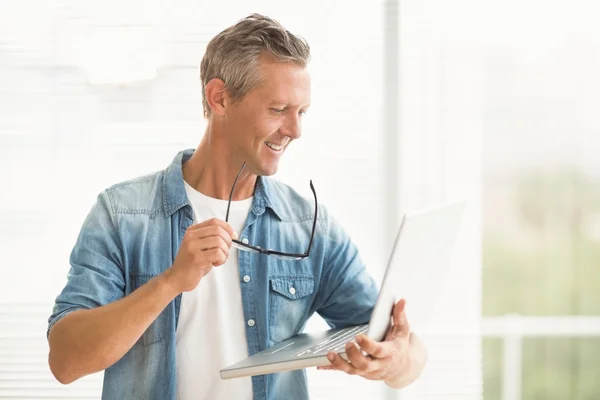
[249,162,279,177]
[259,166,279,177]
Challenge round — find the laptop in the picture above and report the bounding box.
[220,200,466,379]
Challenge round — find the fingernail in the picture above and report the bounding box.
[233,231,239,239]
[356,335,364,343]
[327,354,334,362]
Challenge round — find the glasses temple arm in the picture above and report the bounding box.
[306,180,318,256]
[225,162,247,222]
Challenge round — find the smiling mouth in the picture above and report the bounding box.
[264,141,283,151]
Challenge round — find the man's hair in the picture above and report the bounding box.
[200,13,311,117]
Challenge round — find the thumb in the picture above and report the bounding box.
[393,299,411,335]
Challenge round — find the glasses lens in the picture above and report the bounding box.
[226,177,315,261]
[272,254,305,261]
[231,241,260,253]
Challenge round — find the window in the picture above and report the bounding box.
[481,1,600,399]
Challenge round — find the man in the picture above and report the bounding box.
[47,13,428,400]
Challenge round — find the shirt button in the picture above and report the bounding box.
[241,237,249,244]
[289,287,296,295]
[243,275,251,283]
[247,319,255,327]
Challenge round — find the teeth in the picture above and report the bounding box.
[265,142,283,151]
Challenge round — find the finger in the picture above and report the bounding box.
[345,342,379,373]
[188,218,237,239]
[393,299,411,336]
[356,334,391,359]
[188,225,234,246]
[188,236,229,260]
[198,236,229,253]
[204,247,228,266]
[392,299,406,325]
[327,352,357,375]
[316,365,335,371]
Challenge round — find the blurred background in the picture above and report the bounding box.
[0,0,598,399]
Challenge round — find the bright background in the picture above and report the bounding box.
[0,0,598,399]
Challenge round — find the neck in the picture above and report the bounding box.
[182,122,257,200]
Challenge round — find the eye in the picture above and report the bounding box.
[270,108,285,114]
[299,110,308,117]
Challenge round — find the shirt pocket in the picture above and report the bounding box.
[131,273,167,348]
[269,275,315,343]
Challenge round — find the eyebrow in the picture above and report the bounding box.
[269,100,311,109]
[269,100,288,106]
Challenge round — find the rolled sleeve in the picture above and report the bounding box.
[47,190,125,337]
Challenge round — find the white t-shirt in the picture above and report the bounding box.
[176,181,253,400]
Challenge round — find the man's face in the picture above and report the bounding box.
[224,58,311,176]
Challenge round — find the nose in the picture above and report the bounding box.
[279,113,302,140]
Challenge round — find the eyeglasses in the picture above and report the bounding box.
[225,163,318,260]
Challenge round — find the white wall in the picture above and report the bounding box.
[391,1,483,399]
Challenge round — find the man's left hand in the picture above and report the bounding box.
[317,299,422,387]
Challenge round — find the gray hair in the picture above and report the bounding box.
[200,14,311,117]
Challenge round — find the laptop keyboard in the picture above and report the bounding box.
[295,325,369,357]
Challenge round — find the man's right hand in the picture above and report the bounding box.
[164,218,237,293]
[48,218,238,385]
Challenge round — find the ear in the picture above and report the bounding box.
[205,78,227,116]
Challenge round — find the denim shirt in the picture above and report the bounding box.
[48,149,378,400]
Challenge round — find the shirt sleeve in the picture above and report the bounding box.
[315,210,379,329]
[47,190,125,337]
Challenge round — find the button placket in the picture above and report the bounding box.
[237,217,261,356]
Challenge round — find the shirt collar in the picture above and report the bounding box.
[162,149,287,220]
